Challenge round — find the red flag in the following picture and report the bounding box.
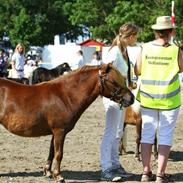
[171,1,175,27]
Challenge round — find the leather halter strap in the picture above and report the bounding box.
[98,68,105,96]
[98,67,123,101]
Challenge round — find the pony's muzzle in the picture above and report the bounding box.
[121,92,134,107]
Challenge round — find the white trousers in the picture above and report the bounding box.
[11,69,24,79]
[100,97,125,171]
[141,107,180,146]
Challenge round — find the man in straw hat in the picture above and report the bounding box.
[135,16,183,183]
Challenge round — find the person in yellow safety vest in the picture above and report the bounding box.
[135,16,183,183]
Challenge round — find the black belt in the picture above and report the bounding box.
[16,69,24,72]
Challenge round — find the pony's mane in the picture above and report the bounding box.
[49,65,99,83]
[66,65,99,75]
[78,65,99,72]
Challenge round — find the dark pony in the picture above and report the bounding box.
[0,70,9,77]
[32,62,71,84]
[0,71,30,85]
[0,64,134,183]
[6,77,30,85]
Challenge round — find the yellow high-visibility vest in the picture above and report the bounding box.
[140,42,180,109]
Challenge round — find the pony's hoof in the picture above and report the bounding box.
[134,154,141,161]
[44,175,53,180]
[57,178,65,183]
[43,171,53,180]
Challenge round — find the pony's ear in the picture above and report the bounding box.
[102,63,113,73]
[106,63,113,73]
[101,63,113,74]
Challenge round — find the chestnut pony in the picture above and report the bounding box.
[0,63,134,183]
[119,80,158,161]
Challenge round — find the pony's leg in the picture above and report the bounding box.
[135,119,142,161]
[122,124,127,154]
[52,129,66,183]
[119,124,127,155]
[44,135,54,178]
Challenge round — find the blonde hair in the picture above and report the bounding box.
[14,43,25,54]
[110,23,139,60]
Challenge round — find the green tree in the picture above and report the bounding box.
[67,0,183,44]
[0,0,182,48]
[0,0,82,48]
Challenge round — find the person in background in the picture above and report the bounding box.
[11,43,25,79]
[72,50,85,70]
[100,23,139,182]
[0,48,8,77]
[24,58,37,84]
[90,51,103,66]
[135,16,183,183]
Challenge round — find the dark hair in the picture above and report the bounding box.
[78,50,83,55]
[93,51,101,60]
[0,48,5,53]
[154,29,173,39]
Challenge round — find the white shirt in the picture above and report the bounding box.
[103,46,128,109]
[91,59,103,66]
[24,64,35,78]
[72,55,84,70]
[105,46,128,77]
[12,53,25,71]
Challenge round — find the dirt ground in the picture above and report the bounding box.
[0,95,183,183]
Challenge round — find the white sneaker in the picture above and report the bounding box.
[112,165,133,178]
[101,168,122,182]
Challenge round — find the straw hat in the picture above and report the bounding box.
[151,16,174,30]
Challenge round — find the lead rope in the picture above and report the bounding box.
[126,50,131,87]
[98,69,103,96]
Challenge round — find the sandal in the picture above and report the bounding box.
[141,171,153,182]
[156,174,169,183]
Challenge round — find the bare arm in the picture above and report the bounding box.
[134,47,142,76]
[178,49,183,72]
[11,60,16,70]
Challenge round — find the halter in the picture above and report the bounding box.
[98,69,105,95]
[98,67,125,108]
